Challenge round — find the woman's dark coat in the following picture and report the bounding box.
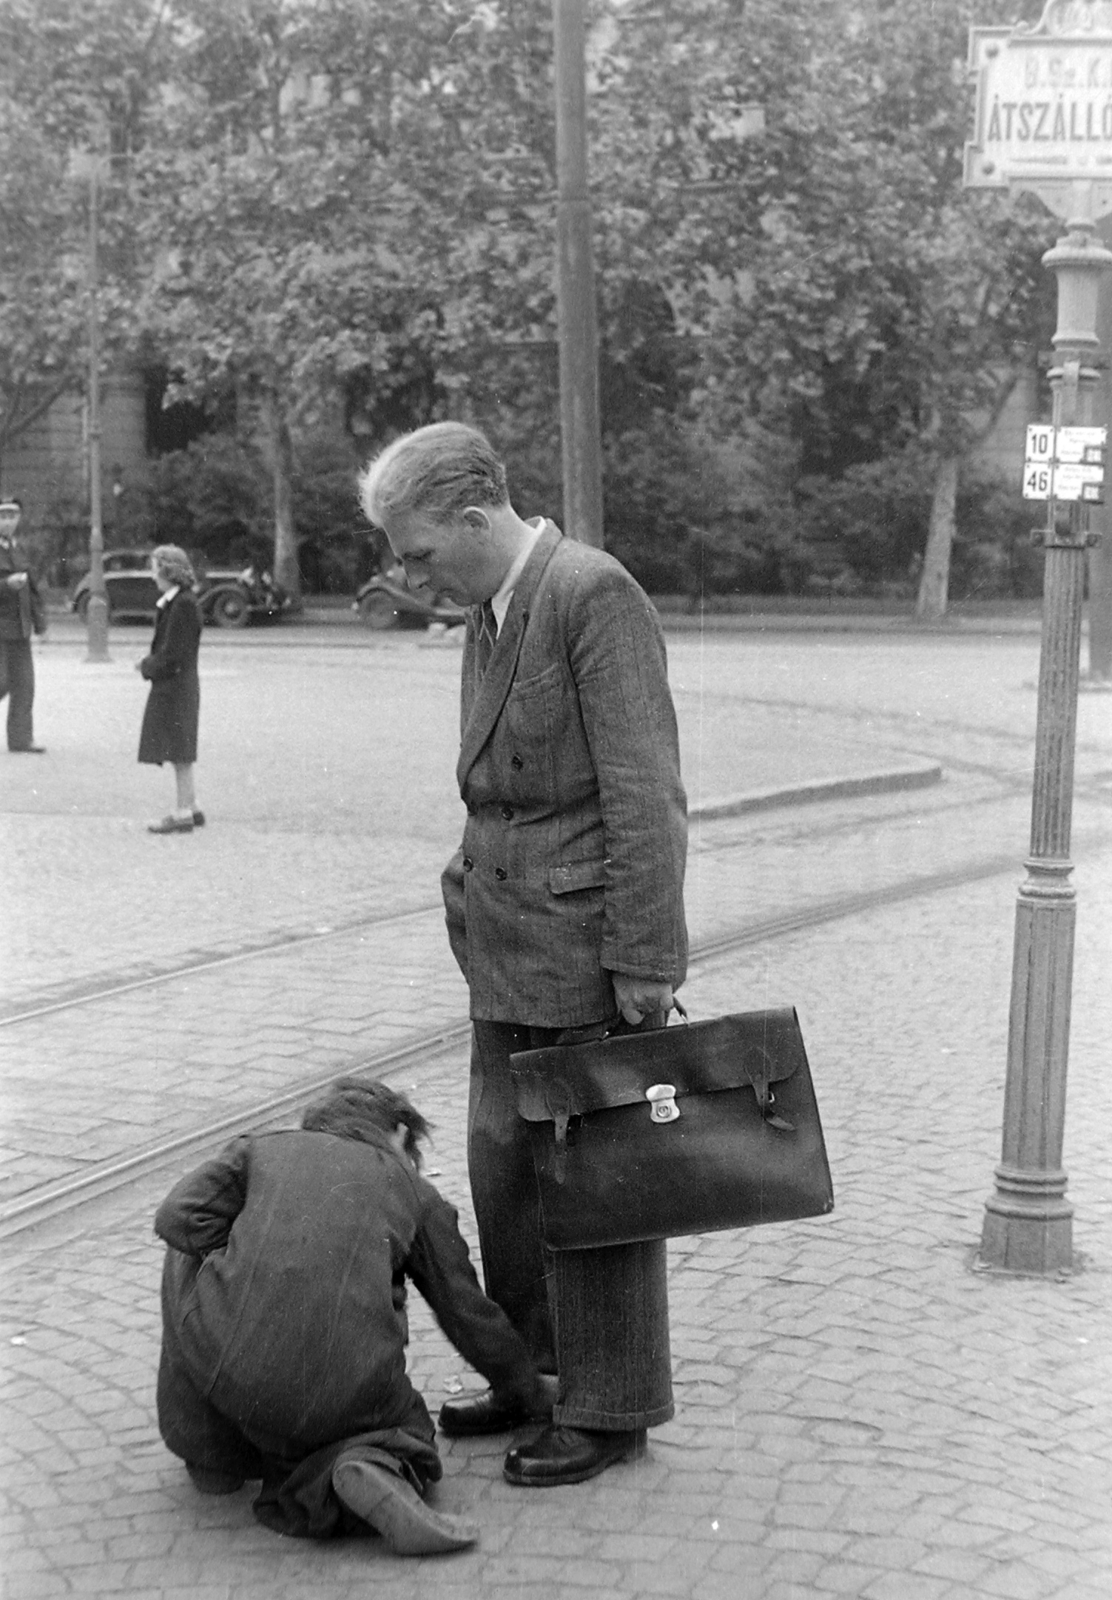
[138,588,201,765]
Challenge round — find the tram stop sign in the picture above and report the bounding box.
[966,0,1112,218]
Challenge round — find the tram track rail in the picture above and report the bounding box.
[0,849,1026,1243]
[0,900,444,1030]
[0,766,1049,1034]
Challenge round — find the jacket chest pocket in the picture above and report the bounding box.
[503,663,591,788]
[502,666,559,775]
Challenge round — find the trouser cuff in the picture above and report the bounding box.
[553,1399,674,1431]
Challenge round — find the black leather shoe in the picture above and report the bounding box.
[503,1424,646,1486]
[192,809,205,827]
[10,745,45,754]
[439,1384,553,1438]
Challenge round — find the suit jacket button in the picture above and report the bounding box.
[495,867,508,880]
[510,754,523,770]
[501,805,514,820]
[462,857,474,871]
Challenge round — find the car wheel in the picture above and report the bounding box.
[209,590,250,628]
[358,591,401,630]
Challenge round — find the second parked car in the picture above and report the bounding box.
[70,551,290,628]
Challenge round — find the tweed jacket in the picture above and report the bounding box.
[442,522,688,1027]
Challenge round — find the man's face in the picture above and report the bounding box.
[382,507,495,606]
[0,507,21,542]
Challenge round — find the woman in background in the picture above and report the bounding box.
[138,544,204,834]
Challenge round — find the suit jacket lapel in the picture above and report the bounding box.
[457,522,562,789]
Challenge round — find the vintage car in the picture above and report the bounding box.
[70,551,290,628]
[352,569,467,631]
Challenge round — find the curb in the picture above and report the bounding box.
[690,762,944,820]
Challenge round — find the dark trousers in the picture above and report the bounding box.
[0,636,35,750]
[157,1251,441,1539]
[469,1020,674,1432]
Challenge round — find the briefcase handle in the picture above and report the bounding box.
[554,997,689,1050]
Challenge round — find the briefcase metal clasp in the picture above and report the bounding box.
[645,1083,680,1124]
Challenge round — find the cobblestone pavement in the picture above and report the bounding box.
[1,626,1110,1598]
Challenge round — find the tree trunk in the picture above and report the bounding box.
[262,391,301,608]
[915,452,960,622]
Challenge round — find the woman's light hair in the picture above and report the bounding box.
[358,422,508,528]
[151,544,196,588]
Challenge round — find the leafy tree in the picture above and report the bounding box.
[0,0,168,474]
[131,0,437,600]
[0,102,85,464]
[590,0,1052,608]
[130,0,563,602]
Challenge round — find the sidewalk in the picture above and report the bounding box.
[2,629,1110,1598]
[3,839,1110,1600]
[45,594,1053,637]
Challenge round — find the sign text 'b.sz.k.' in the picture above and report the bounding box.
[966,0,1112,212]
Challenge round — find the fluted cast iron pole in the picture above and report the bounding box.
[979,214,1111,1273]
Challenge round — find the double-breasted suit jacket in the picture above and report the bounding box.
[442,522,688,1028]
[138,587,201,765]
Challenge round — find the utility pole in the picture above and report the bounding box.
[71,146,111,663]
[552,0,604,548]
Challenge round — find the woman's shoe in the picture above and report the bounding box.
[148,814,194,834]
[191,809,205,827]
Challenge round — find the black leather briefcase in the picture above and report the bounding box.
[510,1007,834,1250]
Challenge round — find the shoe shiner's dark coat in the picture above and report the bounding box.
[138,588,201,765]
[156,1126,538,1537]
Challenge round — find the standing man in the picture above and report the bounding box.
[358,423,687,1488]
[0,497,47,754]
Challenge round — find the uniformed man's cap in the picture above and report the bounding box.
[0,497,21,512]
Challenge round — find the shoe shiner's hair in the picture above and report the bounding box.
[301,1077,430,1168]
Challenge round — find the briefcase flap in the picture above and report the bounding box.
[511,1007,805,1124]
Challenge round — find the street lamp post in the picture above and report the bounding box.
[964,11,1112,1275]
[70,147,110,663]
[979,210,1111,1274]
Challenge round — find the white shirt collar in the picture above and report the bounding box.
[156,584,181,609]
[489,518,545,632]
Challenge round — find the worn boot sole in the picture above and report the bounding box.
[331,1459,479,1555]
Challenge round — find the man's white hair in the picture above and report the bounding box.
[358,422,508,527]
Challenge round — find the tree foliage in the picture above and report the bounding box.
[3,0,1060,603]
[0,0,169,457]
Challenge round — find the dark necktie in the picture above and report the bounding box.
[477,600,498,673]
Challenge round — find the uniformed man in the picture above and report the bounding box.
[0,498,47,754]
